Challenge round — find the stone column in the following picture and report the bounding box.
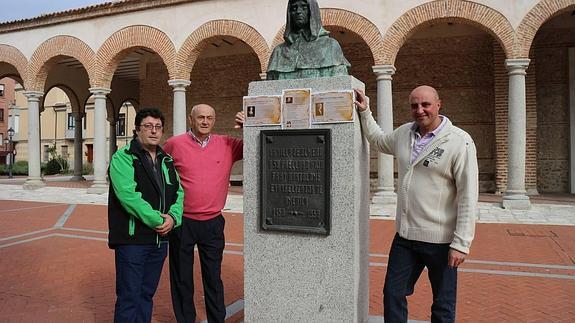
[109,117,117,158]
[23,91,45,189]
[88,87,111,194]
[569,48,575,194]
[502,59,531,209]
[168,79,191,135]
[259,72,267,80]
[371,65,397,207]
[70,112,85,181]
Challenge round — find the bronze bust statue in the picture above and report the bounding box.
[267,0,351,80]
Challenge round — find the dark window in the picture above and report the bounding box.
[117,113,126,136]
[0,84,4,97]
[0,108,4,122]
[67,113,75,130]
[84,114,87,129]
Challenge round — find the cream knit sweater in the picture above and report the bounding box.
[359,109,478,254]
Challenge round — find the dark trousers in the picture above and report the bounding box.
[383,233,457,323]
[170,215,226,323]
[114,243,168,323]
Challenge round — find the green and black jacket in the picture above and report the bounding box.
[108,138,184,248]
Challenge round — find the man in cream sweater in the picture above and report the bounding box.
[355,85,478,322]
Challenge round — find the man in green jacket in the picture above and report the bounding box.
[108,107,184,323]
[356,86,478,322]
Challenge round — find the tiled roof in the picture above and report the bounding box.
[0,0,196,34]
[1,1,120,25]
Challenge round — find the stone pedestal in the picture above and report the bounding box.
[244,76,370,322]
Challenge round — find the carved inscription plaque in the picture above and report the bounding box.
[260,129,331,235]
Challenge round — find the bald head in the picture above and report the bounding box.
[189,104,216,141]
[191,104,215,118]
[409,85,439,101]
[409,85,442,136]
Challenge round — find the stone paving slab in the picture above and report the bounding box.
[2,184,574,225]
[370,199,575,225]
[1,200,574,322]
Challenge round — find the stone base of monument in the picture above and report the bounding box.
[243,76,370,322]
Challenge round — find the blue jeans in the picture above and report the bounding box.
[384,233,457,323]
[114,243,168,323]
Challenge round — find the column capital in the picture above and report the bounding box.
[89,87,111,97]
[22,91,44,101]
[372,65,396,80]
[505,59,530,74]
[259,72,268,80]
[168,79,191,90]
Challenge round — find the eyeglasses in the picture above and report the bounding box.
[139,124,163,131]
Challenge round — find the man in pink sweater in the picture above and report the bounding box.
[164,104,244,323]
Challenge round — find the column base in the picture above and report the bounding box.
[23,178,46,190]
[502,192,531,210]
[369,188,396,217]
[70,175,86,181]
[87,182,108,194]
[371,189,397,205]
[369,203,395,217]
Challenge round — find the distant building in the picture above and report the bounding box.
[0,78,136,169]
[0,77,16,164]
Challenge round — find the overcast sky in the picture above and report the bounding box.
[1,0,111,23]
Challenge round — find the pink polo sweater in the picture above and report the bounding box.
[163,133,243,221]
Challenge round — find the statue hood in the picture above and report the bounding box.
[284,0,329,44]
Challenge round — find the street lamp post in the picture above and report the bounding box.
[7,127,14,179]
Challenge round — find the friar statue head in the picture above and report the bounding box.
[266,0,351,80]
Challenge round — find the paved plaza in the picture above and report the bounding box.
[0,178,574,322]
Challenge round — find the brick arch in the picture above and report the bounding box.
[0,44,28,87]
[271,8,385,64]
[115,98,140,119]
[26,36,95,92]
[95,25,176,88]
[380,0,514,65]
[176,20,269,79]
[514,0,575,58]
[42,84,81,113]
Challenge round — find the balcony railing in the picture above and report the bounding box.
[64,128,86,140]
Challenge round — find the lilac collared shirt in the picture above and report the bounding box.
[189,130,211,148]
[410,115,447,164]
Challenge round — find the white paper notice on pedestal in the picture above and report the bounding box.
[282,88,311,129]
[311,90,355,124]
[243,95,282,126]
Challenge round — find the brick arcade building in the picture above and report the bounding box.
[0,0,573,208]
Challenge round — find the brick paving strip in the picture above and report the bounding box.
[1,200,574,322]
